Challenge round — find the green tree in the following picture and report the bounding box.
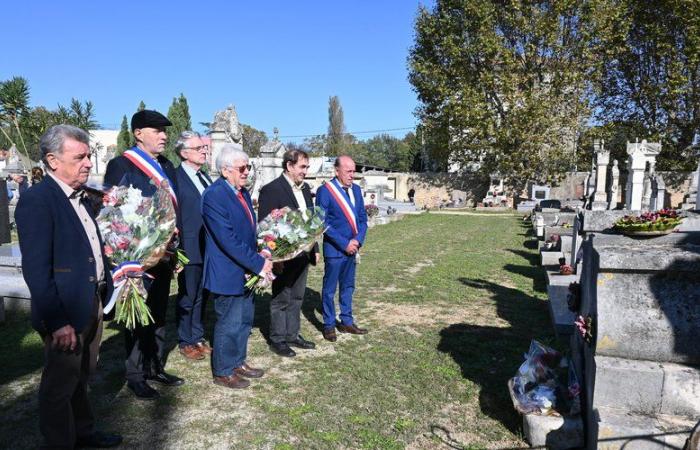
[0,76,32,160]
[116,115,131,154]
[588,0,700,171]
[165,93,192,164]
[240,123,268,157]
[408,0,591,191]
[137,100,146,112]
[327,96,346,156]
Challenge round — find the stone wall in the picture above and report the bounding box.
[405,172,489,208]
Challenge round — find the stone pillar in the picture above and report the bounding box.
[607,160,620,210]
[625,140,660,210]
[0,180,10,244]
[651,173,666,210]
[591,140,610,210]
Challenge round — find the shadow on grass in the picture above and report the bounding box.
[523,239,539,250]
[437,278,552,435]
[0,309,43,385]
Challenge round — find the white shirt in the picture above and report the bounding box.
[180,162,208,194]
[283,173,307,211]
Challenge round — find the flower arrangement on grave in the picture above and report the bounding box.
[97,184,187,329]
[613,209,682,235]
[543,233,560,251]
[244,206,326,293]
[365,203,379,218]
[559,263,574,275]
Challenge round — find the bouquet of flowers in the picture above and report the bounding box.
[614,209,682,234]
[245,206,326,292]
[97,184,184,329]
[365,204,379,218]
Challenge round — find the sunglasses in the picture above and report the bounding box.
[230,164,252,173]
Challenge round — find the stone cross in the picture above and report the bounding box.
[591,139,610,210]
[625,140,661,210]
[607,160,620,210]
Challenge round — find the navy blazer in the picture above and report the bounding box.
[257,174,318,263]
[175,165,207,265]
[103,148,179,202]
[201,178,265,296]
[315,179,368,258]
[16,175,114,334]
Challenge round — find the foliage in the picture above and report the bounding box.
[408,0,592,190]
[349,133,417,172]
[327,95,346,156]
[116,115,131,155]
[165,93,192,165]
[241,123,268,157]
[588,0,700,171]
[137,100,146,112]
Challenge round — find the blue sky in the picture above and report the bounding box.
[3,1,432,143]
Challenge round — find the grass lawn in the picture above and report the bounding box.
[0,213,553,449]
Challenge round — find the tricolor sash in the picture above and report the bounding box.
[325,179,358,236]
[123,147,178,209]
[103,261,153,314]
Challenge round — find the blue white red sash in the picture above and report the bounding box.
[325,179,358,236]
[103,261,153,314]
[123,147,178,209]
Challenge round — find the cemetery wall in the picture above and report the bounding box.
[406,172,489,208]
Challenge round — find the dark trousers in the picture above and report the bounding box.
[212,291,254,377]
[39,297,102,450]
[321,255,356,328]
[125,262,171,382]
[176,263,206,347]
[270,257,309,344]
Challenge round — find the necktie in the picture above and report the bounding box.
[70,187,85,199]
[196,171,210,189]
[342,187,349,195]
[237,191,254,226]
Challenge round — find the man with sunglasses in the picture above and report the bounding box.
[174,131,212,361]
[104,110,184,400]
[202,145,273,389]
[258,148,319,357]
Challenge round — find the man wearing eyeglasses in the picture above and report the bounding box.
[104,110,184,400]
[202,145,273,389]
[174,131,212,361]
[258,149,319,357]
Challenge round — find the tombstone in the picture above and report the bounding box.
[250,130,286,200]
[607,160,620,210]
[650,171,666,211]
[641,161,653,210]
[209,105,243,174]
[591,140,610,210]
[531,184,550,203]
[625,140,660,210]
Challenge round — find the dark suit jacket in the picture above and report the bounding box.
[202,178,265,296]
[175,165,207,265]
[257,174,318,263]
[16,175,113,334]
[103,149,179,202]
[315,179,368,258]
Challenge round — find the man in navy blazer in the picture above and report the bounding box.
[315,155,369,342]
[258,148,319,357]
[174,131,213,360]
[103,109,183,400]
[202,145,273,389]
[16,125,122,449]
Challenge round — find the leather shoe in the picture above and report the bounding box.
[337,323,368,335]
[127,381,159,400]
[76,431,123,448]
[195,341,212,355]
[323,328,337,342]
[288,335,316,349]
[179,345,205,361]
[213,374,250,389]
[146,371,185,387]
[270,342,296,357]
[233,362,264,378]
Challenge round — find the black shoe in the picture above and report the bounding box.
[76,431,123,448]
[126,381,159,400]
[269,342,296,357]
[288,335,316,350]
[146,371,185,387]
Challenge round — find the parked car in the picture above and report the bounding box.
[534,199,561,211]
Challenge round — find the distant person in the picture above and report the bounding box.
[16,125,122,449]
[407,187,415,203]
[174,131,212,361]
[10,173,29,195]
[315,155,369,342]
[202,145,273,389]
[31,166,44,185]
[258,148,319,358]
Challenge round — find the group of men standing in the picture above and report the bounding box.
[16,109,370,448]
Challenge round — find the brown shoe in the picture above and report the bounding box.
[323,327,337,342]
[337,323,368,335]
[179,345,205,361]
[213,374,250,389]
[195,341,212,355]
[233,362,264,378]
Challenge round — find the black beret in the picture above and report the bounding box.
[131,110,172,131]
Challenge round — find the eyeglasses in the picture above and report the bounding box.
[229,164,252,173]
[186,145,209,152]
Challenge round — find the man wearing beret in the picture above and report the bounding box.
[104,110,184,400]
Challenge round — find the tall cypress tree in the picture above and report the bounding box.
[165,93,192,165]
[116,115,131,155]
[327,95,345,156]
[137,100,146,111]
